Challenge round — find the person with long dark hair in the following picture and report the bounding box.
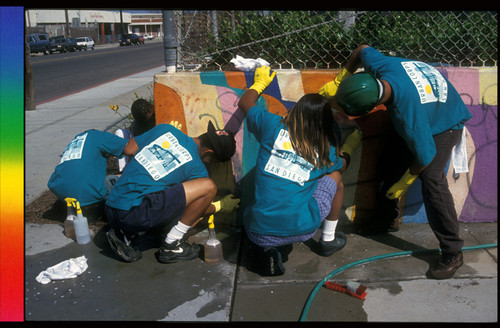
[238,66,361,276]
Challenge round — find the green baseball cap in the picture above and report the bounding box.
[335,72,383,116]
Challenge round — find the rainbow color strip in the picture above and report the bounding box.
[0,6,24,322]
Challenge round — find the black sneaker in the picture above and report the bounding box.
[158,240,200,263]
[261,247,285,276]
[318,231,346,256]
[106,229,142,262]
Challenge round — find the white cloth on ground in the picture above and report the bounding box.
[35,255,88,284]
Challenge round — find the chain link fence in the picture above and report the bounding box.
[174,10,497,71]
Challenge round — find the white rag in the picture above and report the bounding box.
[36,255,88,284]
[452,128,469,174]
[230,55,270,71]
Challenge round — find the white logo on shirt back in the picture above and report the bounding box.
[135,132,192,181]
[60,133,88,163]
[264,129,313,186]
[401,61,448,104]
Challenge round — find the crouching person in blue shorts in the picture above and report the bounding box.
[105,121,238,263]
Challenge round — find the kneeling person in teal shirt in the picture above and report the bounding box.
[48,129,136,222]
[238,66,361,276]
[105,121,238,263]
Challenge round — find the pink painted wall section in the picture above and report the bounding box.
[154,68,497,224]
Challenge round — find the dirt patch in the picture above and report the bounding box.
[25,156,119,231]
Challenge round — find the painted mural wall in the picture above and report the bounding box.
[154,68,497,224]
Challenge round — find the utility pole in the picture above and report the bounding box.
[65,9,71,37]
[120,9,124,35]
[25,23,35,110]
[162,10,178,73]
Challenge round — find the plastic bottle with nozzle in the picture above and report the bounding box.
[64,197,77,239]
[73,200,91,245]
[204,215,223,265]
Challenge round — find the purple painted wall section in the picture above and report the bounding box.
[460,105,498,221]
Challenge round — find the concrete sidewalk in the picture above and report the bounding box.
[24,70,498,322]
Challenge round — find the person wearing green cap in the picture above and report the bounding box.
[320,45,472,280]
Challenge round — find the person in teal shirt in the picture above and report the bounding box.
[320,45,472,280]
[238,66,362,276]
[105,121,239,264]
[48,129,134,222]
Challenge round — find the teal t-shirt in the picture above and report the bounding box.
[105,124,208,211]
[361,47,472,166]
[48,130,128,206]
[244,106,343,236]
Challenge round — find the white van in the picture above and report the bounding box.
[76,37,95,50]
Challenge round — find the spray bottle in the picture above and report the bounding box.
[204,215,223,265]
[64,198,77,239]
[73,200,91,245]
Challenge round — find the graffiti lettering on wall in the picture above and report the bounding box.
[153,68,497,223]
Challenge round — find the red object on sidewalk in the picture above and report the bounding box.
[324,281,367,300]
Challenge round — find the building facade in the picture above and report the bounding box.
[25,9,163,44]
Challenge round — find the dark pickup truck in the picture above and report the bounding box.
[48,36,78,53]
[28,33,51,55]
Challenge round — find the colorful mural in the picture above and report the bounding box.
[154,68,497,224]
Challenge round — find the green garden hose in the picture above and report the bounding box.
[299,243,498,322]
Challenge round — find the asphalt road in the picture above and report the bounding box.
[29,41,165,105]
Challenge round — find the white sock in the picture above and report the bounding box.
[321,220,338,242]
[165,221,190,244]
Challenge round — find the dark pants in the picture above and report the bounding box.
[376,124,464,254]
[105,184,186,237]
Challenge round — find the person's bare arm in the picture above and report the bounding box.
[123,138,139,156]
[237,89,260,117]
[344,44,370,73]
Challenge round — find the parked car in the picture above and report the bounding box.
[28,33,51,55]
[143,34,154,40]
[76,37,95,50]
[48,36,78,53]
[119,33,144,46]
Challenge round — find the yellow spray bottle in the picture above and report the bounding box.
[73,200,91,245]
[64,197,77,239]
[204,215,223,265]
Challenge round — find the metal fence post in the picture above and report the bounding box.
[162,10,178,73]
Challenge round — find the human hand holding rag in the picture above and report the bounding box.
[249,65,276,95]
[212,194,240,214]
[386,169,419,199]
[318,67,352,100]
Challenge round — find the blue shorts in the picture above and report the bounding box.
[247,175,337,247]
[105,183,186,234]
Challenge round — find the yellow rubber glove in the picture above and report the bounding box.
[169,120,182,130]
[249,65,276,95]
[318,68,353,100]
[386,169,419,200]
[341,129,362,157]
[212,194,240,214]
